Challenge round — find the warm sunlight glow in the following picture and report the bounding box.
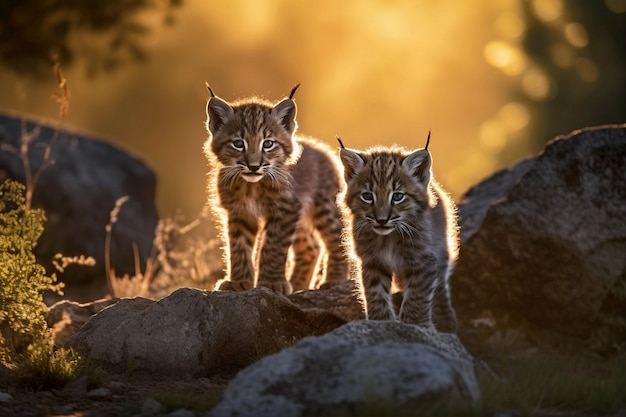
[479,119,507,153]
[522,68,552,100]
[564,23,589,48]
[445,149,496,196]
[484,41,526,76]
[494,12,525,39]
[532,0,563,22]
[225,0,276,44]
[4,0,617,217]
[499,101,530,133]
[478,101,528,154]
[372,9,411,40]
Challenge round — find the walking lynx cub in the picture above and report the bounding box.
[204,85,348,295]
[338,133,458,333]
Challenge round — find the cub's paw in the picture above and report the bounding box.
[257,280,293,296]
[367,307,398,322]
[399,314,434,329]
[216,279,254,292]
[318,280,348,290]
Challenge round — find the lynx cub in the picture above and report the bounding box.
[204,85,348,295]
[338,134,458,333]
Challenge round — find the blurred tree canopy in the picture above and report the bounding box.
[0,0,182,78]
[480,0,625,164]
[0,0,623,216]
[520,1,626,147]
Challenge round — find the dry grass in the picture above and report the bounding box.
[150,206,223,296]
[52,254,96,273]
[104,199,223,299]
[104,196,158,298]
[476,352,626,417]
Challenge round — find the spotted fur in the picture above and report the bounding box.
[204,87,348,295]
[339,139,458,332]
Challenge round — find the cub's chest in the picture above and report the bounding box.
[376,244,405,270]
[365,238,425,272]
[221,185,286,218]
[238,197,264,218]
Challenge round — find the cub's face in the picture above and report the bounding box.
[340,147,432,239]
[205,94,298,184]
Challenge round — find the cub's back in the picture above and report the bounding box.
[428,181,459,265]
[292,138,342,209]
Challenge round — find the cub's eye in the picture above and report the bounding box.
[262,139,275,151]
[391,192,405,204]
[360,192,374,203]
[231,139,245,151]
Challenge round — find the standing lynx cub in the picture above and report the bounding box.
[338,134,458,333]
[204,85,348,295]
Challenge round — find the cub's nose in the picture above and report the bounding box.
[248,165,260,173]
[375,217,389,226]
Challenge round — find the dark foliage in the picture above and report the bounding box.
[520,1,626,147]
[0,0,183,78]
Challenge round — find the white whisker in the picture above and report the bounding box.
[353,218,372,240]
[266,167,293,189]
[219,166,242,187]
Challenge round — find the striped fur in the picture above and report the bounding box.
[339,142,458,332]
[204,89,348,295]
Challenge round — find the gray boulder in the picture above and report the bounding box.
[48,280,364,349]
[453,125,626,352]
[67,287,346,377]
[46,298,119,347]
[0,112,158,301]
[211,320,480,417]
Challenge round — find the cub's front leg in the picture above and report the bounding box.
[397,257,438,328]
[257,198,301,295]
[361,261,396,321]
[217,214,258,291]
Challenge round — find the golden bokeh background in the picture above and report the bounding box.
[1,0,624,218]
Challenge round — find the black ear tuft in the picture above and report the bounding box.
[205,82,216,98]
[289,83,301,100]
[336,134,345,149]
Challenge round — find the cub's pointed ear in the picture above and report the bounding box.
[402,149,432,187]
[271,98,297,135]
[206,96,234,134]
[339,148,365,183]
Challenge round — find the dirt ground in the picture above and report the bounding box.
[0,370,228,417]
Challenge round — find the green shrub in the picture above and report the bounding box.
[10,332,79,390]
[0,179,63,358]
